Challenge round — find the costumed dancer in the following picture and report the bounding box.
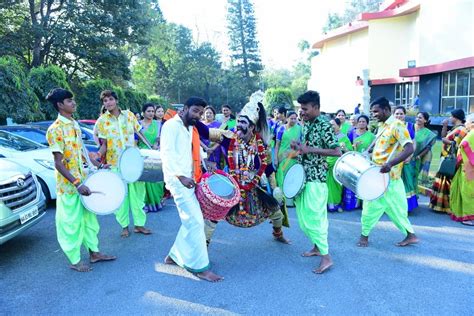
[291,91,342,274]
[95,90,152,238]
[205,91,291,246]
[46,88,116,272]
[357,97,418,248]
[161,97,223,282]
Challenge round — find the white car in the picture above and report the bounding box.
[0,130,56,202]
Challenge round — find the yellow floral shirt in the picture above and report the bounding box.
[46,115,86,195]
[95,109,141,167]
[372,115,412,179]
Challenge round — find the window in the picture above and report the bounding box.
[394,82,419,107]
[441,68,474,114]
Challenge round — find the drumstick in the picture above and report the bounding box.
[90,191,106,195]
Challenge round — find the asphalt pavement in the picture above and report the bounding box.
[1,196,473,315]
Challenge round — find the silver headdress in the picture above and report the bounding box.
[240,90,264,124]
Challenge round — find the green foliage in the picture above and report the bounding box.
[75,79,116,119]
[147,95,170,110]
[264,88,294,112]
[123,89,148,114]
[28,65,70,120]
[0,56,41,124]
[323,0,380,32]
[227,0,262,94]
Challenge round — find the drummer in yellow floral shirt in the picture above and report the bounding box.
[95,90,153,238]
[357,97,419,248]
[46,88,116,272]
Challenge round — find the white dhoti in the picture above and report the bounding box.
[167,178,210,273]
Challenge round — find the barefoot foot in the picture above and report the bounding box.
[302,245,321,257]
[134,226,152,235]
[120,228,130,238]
[357,235,369,247]
[90,252,117,263]
[196,270,224,282]
[313,255,333,274]
[164,255,177,265]
[70,262,92,272]
[396,233,419,247]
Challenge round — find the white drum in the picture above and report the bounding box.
[333,152,389,201]
[80,170,127,215]
[282,163,306,199]
[118,147,144,183]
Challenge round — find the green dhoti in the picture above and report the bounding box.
[115,181,147,228]
[361,178,415,237]
[294,182,329,255]
[56,193,100,264]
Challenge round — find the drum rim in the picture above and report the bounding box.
[356,167,390,201]
[118,147,144,183]
[80,170,127,215]
[282,163,306,199]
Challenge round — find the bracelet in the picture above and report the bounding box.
[72,178,81,186]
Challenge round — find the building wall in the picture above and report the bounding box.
[417,0,474,66]
[419,73,441,113]
[368,12,419,80]
[308,29,368,113]
[370,84,396,104]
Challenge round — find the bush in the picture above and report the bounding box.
[28,65,71,120]
[123,89,148,114]
[75,79,116,119]
[147,95,170,110]
[0,56,42,124]
[264,87,294,113]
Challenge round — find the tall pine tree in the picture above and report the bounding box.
[226,0,262,98]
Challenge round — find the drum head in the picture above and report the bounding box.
[283,164,305,199]
[119,147,144,182]
[81,171,126,215]
[357,167,390,201]
[207,174,235,199]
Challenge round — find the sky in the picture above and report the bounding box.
[159,0,347,70]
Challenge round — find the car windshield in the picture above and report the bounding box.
[2,129,48,145]
[0,130,45,151]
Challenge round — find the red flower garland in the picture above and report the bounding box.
[227,133,267,191]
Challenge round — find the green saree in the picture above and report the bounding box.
[327,133,353,212]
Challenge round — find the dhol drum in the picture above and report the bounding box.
[80,170,127,215]
[333,152,389,201]
[118,147,163,183]
[196,170,241,221]
[282,163,306,199]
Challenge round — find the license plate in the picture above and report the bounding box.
[20,207,39,225]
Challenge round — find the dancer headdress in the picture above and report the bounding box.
[239,90,269,144]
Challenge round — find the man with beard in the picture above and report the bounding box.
[204,92,290,246]
[160,97,224,282]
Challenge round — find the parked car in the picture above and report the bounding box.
[78,119,96,129]
[0,130,56,202]
[0,158,47,245]
[0,125,98,153]
[28,121,98,151]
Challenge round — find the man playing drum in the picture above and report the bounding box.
[46,88,116,272]
[204,92,291,245]
[357,97,419,248]
[291,90,341,274]
[95,90,153,238]
[160,97,224,282]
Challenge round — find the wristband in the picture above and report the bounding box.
[72,178,81,186]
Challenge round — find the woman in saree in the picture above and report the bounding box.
[449,114,474,226]
[413,112,437,186]
[352,115,375,153]
[430,109,468,213]
[336,109,352,135]
[138,103,165,212]
[327,118,353,212]
[394,106,418,212]
[201,106,222,169]
[275,111,302,188]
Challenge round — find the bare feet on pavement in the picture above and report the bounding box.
[90,252,117,263]
[70,262,92,272]
[357,235,369,247]
[134,226,152,235]
[196,270,224,282]
[396,233,419,247]
[120,228,129,238]
[313,255,333,274]
[302,245,321,257]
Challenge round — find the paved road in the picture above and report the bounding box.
[1,196,473,315]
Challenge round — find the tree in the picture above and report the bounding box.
[75,79,116,119]
[0,56,41,124]
[322,0,381,32]
[28,65,70,120]
[123,89,148,114]
[226,0,262,94]
[264,88,294,113]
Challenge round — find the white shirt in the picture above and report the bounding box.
[160,114,194,183]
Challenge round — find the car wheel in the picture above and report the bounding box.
[37,177,51,204]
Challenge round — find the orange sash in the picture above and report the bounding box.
[192,127,202,183]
